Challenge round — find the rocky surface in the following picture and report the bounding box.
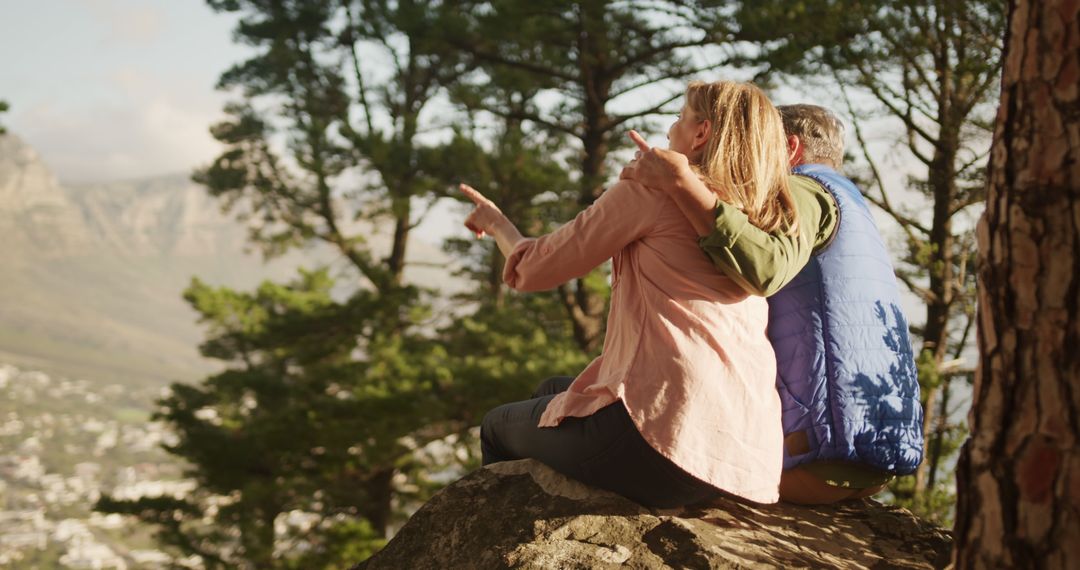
[358,459,952,569]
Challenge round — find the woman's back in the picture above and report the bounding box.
[470,79,794,506]
[505,179,784,503]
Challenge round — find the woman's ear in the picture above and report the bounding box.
[692,119,712,152]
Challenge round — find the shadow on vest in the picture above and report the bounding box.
[850,301,922,470]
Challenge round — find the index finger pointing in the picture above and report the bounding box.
[628,130,651,153]
[459,183,489,205]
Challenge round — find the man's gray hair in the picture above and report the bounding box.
[777,104,845,169]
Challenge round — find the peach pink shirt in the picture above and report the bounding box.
[502,180,783,504]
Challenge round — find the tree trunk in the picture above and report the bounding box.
[927,374,952,490]
[557,2,614,355]
[363,467,396,539]
[913,144,959,499]
[388,203,410,286]
[488,247,506,307]
[953,0,1080,567]
[558,281,606,354]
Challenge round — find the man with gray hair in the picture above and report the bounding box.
[779,104,846,170]
[621,104,923,504]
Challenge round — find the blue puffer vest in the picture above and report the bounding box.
[769,164,923,474]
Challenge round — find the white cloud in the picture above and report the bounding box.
[1,0,252,183]
[84,0,165,47]
[13,89,227,183]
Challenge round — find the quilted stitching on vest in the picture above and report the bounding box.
[770,164,924,475]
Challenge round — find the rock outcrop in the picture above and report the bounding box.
[358,460,951,569]
[0,133,92,255]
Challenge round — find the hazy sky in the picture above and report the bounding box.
[0,1,860,185]
[1,0,250,183]
[0,1,720,185]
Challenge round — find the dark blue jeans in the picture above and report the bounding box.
[480,376,719,508]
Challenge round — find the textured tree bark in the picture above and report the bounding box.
[953,0,1080,567]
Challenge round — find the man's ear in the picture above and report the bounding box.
[692,119,712,152]
[787,134,803,167]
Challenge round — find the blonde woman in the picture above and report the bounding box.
[461,81,797,507]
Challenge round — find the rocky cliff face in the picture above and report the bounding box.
[358,460,952,570]
[0,133,289,261]
[0,134,69,214]
[0,134,92,256]
[67,174,251,258]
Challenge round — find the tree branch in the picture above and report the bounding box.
[837,79,930,239]
[610,36,713,78]
[482,105,579,137]
[949,194,986,217]
[879,31,941,102]
[847,54,940,147]
[342,0,375,137]
[408,197,441,231]
[956,147,990,178]
[896,271,936,304]
[449,39,577,83]
[610,59,727,99]
[610,90,684,127]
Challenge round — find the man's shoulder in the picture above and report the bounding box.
[786,172,839,248]
[790,164,864,195]
[787,173,837,209]
[787,173,827,194]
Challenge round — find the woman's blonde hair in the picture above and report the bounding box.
[684,81,798,235]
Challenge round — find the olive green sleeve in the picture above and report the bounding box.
[697,175,838,297]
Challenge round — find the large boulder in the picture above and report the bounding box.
[358,459,951,569]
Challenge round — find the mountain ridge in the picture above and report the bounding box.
[0,132,458,387]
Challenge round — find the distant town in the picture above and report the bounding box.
[0,364,191,568]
